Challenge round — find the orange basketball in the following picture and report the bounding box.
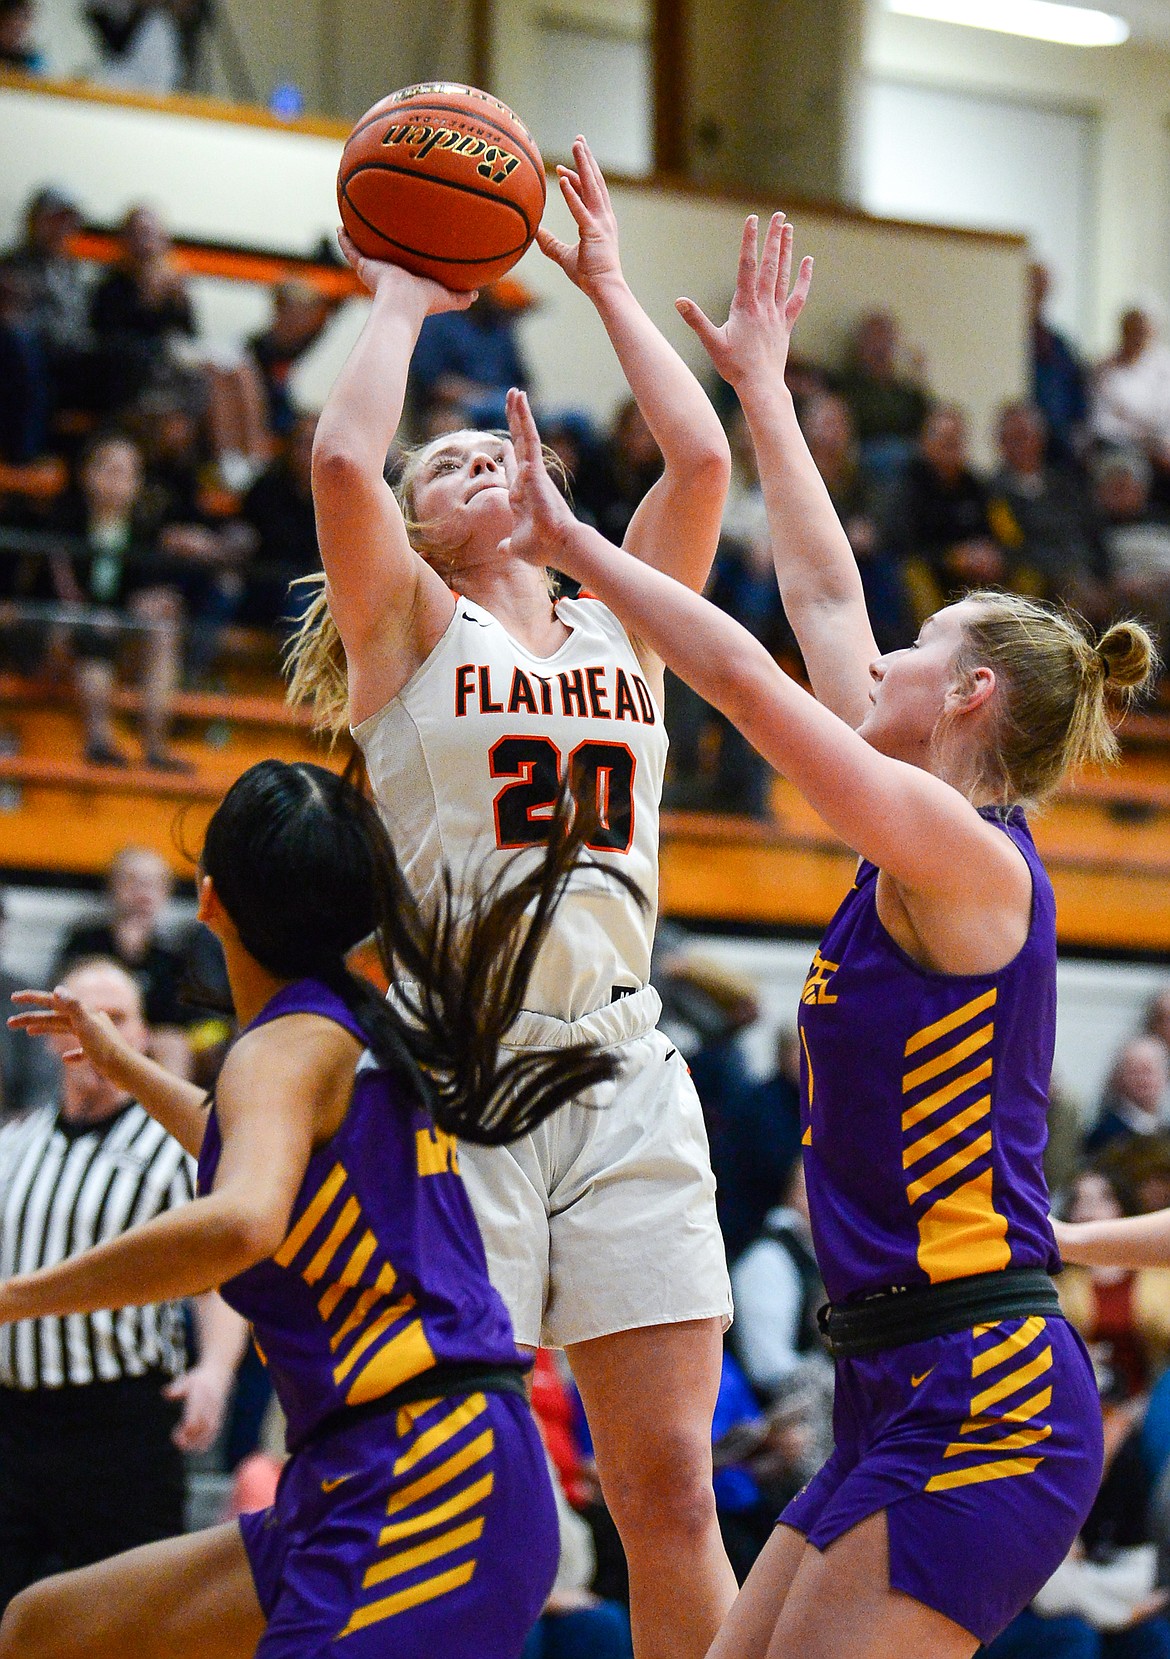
[337,83,546,291]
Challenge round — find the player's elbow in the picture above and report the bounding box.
[218,1202,288,1272]
[688,434,732,494]
[311,432,378,497]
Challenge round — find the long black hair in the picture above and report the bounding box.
[200,758,642,1145]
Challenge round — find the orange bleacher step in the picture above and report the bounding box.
[0,674,314,731]
[0,753,226,801]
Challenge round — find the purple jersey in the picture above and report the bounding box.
[197,980,523,1450]
[798,808,1059,1305]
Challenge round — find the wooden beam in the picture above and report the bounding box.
[652,0,687,176]
[471,0,494,93]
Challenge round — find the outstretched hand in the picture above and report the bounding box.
[676,212,813,394]
[536,136,623,296]
[8,986,133,1078]
[499,388,577,570]
[336,227,477,317]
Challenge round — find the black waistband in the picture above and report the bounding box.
[302,1361,529,1451]
[817,1268,1062,1359]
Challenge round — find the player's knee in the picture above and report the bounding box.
[0,1580,58,1659]
[603,1423,718,1543]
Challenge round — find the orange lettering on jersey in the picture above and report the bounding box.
[478,666,503,713]
[586,666,611,719]
[508,668,538,715]
[454,663,476,717]
[801,949,840,1005]
[614,669,640,723]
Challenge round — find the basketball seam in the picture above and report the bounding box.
[339,169,533,261]
[342,103,546,202]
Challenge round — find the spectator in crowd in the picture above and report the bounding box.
[588,395,664,548]
[55,843,196,1077]
[124,391,253,670]
[0,958,245,1615]
[655,952,759,1204]
[665,532,781,818]
[720,405,769,553]
[1058,1167,1170,1398]
[0,892,58,1122]
[716,1028,803,1263]
[1145,988,1170,1054]
[85,0,209,93]
[42,429,187,768]
[1095,306,1170,501]
[533,409,605,528]
[801,389,911,650]
[130,389,206,530]
[408,277,533,432]
[89,205,197,411]
[711,1346,833,1578]
[662,407,780,815]
[524,1348,634,1659]
[0,0,41,71]
[987,400,1109,613]
[1047,1073,1089,1208]
[730,1160,827,1402]
[0,260,51,465]
[5,187,102,420]
[1086,1035,1170,1156]
[1093,448,1170,644]
[1030,262,1090,466]
[878,402,1004,623]
[237,409,321,631]
[835,307,931,478]
[521,1471,635,1659]
[1108,1135,1170,1223]
[246,278,332,442]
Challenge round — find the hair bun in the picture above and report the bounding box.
[1096,619,1158,693]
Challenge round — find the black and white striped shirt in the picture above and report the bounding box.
[0,1100,195,1390]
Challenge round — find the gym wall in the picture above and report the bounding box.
[0,78,1029,455]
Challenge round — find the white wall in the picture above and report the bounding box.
[866,8,1170,355]
[861,79,1096,339]
[490,0,651,174]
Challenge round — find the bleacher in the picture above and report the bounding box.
[2,71,1170,950]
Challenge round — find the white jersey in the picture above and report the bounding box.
[354,594,667,1022]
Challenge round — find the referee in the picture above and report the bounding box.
[0,956,245,1613]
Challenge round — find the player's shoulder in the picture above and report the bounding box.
[556,590,632,642]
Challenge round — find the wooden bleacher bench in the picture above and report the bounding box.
[0,751,224,801]
[0,673,311,730]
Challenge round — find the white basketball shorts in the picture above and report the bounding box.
[456,985,733,1350]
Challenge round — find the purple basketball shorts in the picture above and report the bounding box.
[781,1315,1104,1644]
[240,1388,558,1657]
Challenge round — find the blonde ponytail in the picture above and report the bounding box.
[954,592,1159,805]
[1097,619,1155,694]
[284,576,351,741]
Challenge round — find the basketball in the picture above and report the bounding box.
[337,83,546,290]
